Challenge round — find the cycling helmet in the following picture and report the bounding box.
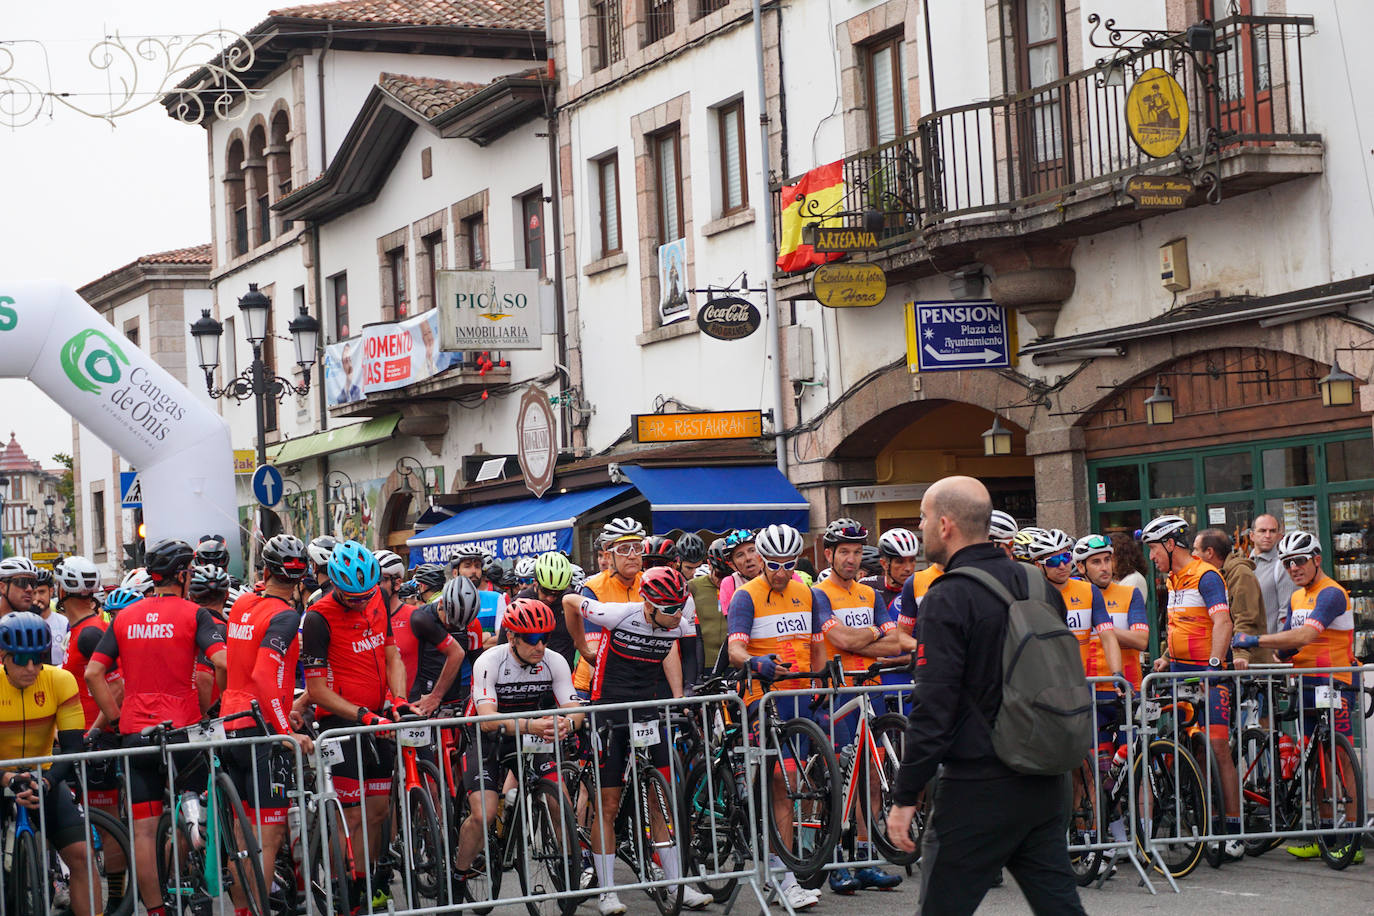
[226,583,251,607]
[0,557,38,580]
[412,563,446,592]
[188,564,231,601]
[120,568,155,596]
[675,533,706,565]
[534,552,574,592]
[601,517,646,544]
[34,568,52,588]
[397,580,421,600]
[1072,534,1113,565]
[1140,514,1190,548]
[639,566,689,609]
[641,535,677,568]
[755,524,804,558]
[723,528,756,551]
[877,528,920,559]
[194,535,230,568]
[514,556,537,582]
[1277,530,1321,562]
[306,535,337,568]
[261,534,308,581]
[823,518,868,546]
[504,597,556,634]
[1028,528,1074,561]
[861,545,883,574]
[54,556,101,596]
[569,564,587,592]
[452,542,488,562]
[441,575,482,628]
[102,586,143,613]
[706,538,733,576]
[374,549,406,577]
[988,510,1019,545]
[327,540,381,595]
[1011,526,1047,562]
[488,558,519,590]
[144,539,195,583]
[694,563,711,578]
[0,611,51,654]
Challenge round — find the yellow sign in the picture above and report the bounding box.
[634,411,763,443]
[811,263,888,308]
[1126,68,1189,159]
[32,552,60,569]
[233,449,256,475]
[807,227,880,253]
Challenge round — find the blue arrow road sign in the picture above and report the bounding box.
[912,300,1012,372]
[252,464,284,508]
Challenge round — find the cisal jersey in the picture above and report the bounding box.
[727,576,814,706]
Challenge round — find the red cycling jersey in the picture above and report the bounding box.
[63,613,120,728]
[90,595,226,734]
[390,604,421,692]
[220,593,302,735]
[301,591,394,714]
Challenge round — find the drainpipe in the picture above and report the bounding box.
[752,0,788,475]
[317,25,332,170]
[542,4,572,451]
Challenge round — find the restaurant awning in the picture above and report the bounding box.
[619,465,809,533]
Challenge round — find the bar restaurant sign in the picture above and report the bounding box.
[635,410,762,443]
[437,269,542,349]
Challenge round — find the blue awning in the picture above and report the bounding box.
[405,484,633,566]
[620,465,809,534]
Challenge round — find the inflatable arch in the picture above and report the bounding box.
[0,282,240,570]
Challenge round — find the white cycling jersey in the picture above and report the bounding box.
[576,597,694,703]
[468,642,577,714]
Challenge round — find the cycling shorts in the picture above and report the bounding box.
[76,729,122,808]
[1297,677,1354,738]
[224,727,298,824]
[319,717,394,806]
[590,706,669,789]
[814,693,860,750]
[0,779,86,850]
[1168,663,1231,740]
[879,670,914,717]
[120,732,208,818]
[1094,697,1125,748]
[462,734,557,794]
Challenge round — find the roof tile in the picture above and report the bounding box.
[379,72,485,119]
[268,0,543,31]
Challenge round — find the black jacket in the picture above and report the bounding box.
[893,542,1068,803]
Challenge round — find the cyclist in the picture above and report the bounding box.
[220,533,314,916]
[305,534,337,603]
[515,551,579,668]
[514,556,537,588]
[378,550,427,692]
[676,532,706,579]
[301,540,408,902]
[1232,531,1361,861]
[455,598,583,897]
[896,541,944,638]
[0,556,39,616]
[725,523,821,910]
[1011,526,1046,563]
[1027,529,1124,684]
[562,565,713,914]
[84,538,228,916]
[31,567,68,664]
[194,534,231,570]
[0,612,102,916]
[101,586,144,617]
[189,563,233,711]
[450,542,488,586]
[1142,514,1243,858]
[717,528,763,612]
[989,508,1020,559]
[1073,535,1149,693]
[811,519,910,894]
[863,528,919,610]
[408,575,480,713]
[412,562,447,604]
[572,518,645,699]
[643,535,703,683]
[689,538,733,674]
[120,567,155,597]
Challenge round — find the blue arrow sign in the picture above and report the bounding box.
[912,300,1012,372]
[252,464,284,508]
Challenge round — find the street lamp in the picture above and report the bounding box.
[1319,357,1358,408]
[43,495,56,552]
[25,505,38,554]
[0,475,8,556]
[981,415,1014,457]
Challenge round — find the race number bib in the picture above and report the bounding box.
[630,721,661,748]
[320,740,344,768]
[522,734,555,754]
[187,720,226,745]
[1313,685,1339,709]
[397,726,431,748]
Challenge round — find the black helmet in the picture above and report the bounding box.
[144,539,195,584]
[261,534,308,581]
[194,534,230,568]
[641,535,677,568]
[675,532,706,565]
[860,545,882,576]
[706,538,732,577]
[413,563,446,592]
[188,564,231,602]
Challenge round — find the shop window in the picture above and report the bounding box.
[1148,458,1193,500]
[1203,452,1253,493]
[1328,438,1374,483]
[1096,464,1139,504]
[1262,445,1315,489]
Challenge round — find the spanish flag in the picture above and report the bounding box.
[775,160,845,274]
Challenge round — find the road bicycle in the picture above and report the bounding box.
[363,715,445,908]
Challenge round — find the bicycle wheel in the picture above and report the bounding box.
[403,783,445,903]
[459,799,505,915]
[682,759,745,902]
[1067,759,1103,886]
[866,712,921,867]
[306,803,351,915]
[1310,731,1365,870]
[617,763,683,916]
[11,827,46,915]
[215,772,271,916]
[764,716,841,875]
[1239,727,1285,857]
[1133,739,1207,879]
[80,806,136,916]
[156,807,208,914]
[517,779,581,916]
[1193,739,1227,870]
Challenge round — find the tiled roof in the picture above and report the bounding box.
[379,72,484,119]
[0,432,42,473]
[268,0,544,31]
[80,243,212,294]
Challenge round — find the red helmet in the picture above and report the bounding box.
[504,597,556,634]
[641,535,678,568]
[640,566,689,609]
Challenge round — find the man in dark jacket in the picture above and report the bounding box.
[887,476,1085,915]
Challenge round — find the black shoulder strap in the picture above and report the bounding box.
[940,565,1016,605]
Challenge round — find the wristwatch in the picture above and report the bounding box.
[1208,656,1222,668]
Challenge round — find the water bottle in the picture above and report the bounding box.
[494,787,518,841]
[1279,734,1299,780]
[1107,746,1129,783]
[181,792,206,851]
[287,807,305,891]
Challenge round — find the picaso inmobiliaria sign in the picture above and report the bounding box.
[437,269,542,349]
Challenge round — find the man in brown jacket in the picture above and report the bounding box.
[1196,528,1272,666]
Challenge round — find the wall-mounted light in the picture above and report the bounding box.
[1319,357,1358,408]
[981,415,1014,456]
[1144,379,1175,426]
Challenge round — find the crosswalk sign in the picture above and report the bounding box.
[119,471,142,508]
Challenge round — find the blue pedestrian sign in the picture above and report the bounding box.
[119,471,142,509]
[252,464,284,508]
[909,300,1013,372]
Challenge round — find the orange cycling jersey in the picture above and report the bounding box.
[574,570,640,692]
[811,577,895,673]
[1090,581,1150,689]
[1283,573,1354,684]
[1165,557,1230,667]
[727,575,814,705]
[896,564,942,634]
[1055,578,1113,679]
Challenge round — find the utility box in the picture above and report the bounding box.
[1160,238,1190,292]
[783,325,815,383]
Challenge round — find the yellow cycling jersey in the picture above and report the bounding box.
[0,665,83,768]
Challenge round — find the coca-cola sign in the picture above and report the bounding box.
[696,296,762,341]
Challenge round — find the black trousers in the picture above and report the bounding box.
[918,771,1086,916]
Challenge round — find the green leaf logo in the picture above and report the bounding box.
[61,329,129,394]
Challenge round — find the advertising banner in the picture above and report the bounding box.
[437,269,542,350]
[409,526,569,569]
[323,309,456,407]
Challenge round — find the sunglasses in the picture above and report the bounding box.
[1042,552,1073,568]
[340,590,373,605]
[610,543,643,557]
[763,558,798,571]
[6,652,42,667]
[1283,556,1314,569]
[5,578,37,590]
[647,602,685,617]
[516,631,551,646]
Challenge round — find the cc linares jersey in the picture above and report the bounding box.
[220,592,302,735]
[63,612,120,728]
[301,590,394,714]
[0,666,83,766]
[90,595,227,734]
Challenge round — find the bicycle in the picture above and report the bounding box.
[367,715,445,908]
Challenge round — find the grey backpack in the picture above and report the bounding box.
[941,565,1094,776]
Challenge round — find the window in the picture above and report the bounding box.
[654,128,684,242]
[521,189,546,276]
[865,36,907,145]
[596,155,622,256]
[695,0,726,18]
[223,316,237,379]
[646,0,675,44]
[593,0,624,69]
[258,192,272,244]
[387,247,408,320]
[225,138,247,258]
[1015,0,1068,190]
[717,101,747,214]
[234,206,249,257]
[421,231,443,310]
[91,489,106,553]
[123,318,139,349]
[463,214,487,269]
[331,272,349,339]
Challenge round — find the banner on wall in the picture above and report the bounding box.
[411,527,569,568]
[323,309,457,407]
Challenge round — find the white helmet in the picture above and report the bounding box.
[0,557,38,579]
[877,528,920,559]
[120,567,155,595]
[569,564,587,591]
[1027,528,1074,561]
[1277,530,1321,563]
[307,535,337,568]
[1140,515,1190,547]
[694,563,711,578]
[55,556,102,596]
[452,542,488,561]
[601,516,646,543]
[756,524,803,558]
[988,510,1019,544]
[1071,534,1113,565]
[373,549,406,577]
[514,556,536,580]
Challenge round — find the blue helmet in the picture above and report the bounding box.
[0,612,51,655]
[327,540,381,596]
[103,587,143,613]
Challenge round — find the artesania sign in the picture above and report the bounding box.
[438,269,542,350]
[697,296,762,340]
[806,226,880,253]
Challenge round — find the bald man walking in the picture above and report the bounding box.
[887,476,1085,915]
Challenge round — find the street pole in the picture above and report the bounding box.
[752,0,787,476]
[252,342,270,557]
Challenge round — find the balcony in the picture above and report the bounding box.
[329,352,510,420]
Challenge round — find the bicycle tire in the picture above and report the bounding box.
[12,827,46,915]
[83,806,137,916]
[215,771,271,916]
[616,763,682,916]
[764,715,841,875]
[866,712,921,867]
[518,779,581,916]
[1239,726,1284,856]
[1133,738,1207,879]
[1311,731,1364,870]
[403,783,445,903]
[155,806,209,914]
[306,802,352,915]
[1067,759,1103,886]
[682,759,745,902]
[459,796,506,915]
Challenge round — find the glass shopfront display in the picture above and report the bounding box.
[1090,431,1374,660]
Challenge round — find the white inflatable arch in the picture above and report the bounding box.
[0,282,239,569]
